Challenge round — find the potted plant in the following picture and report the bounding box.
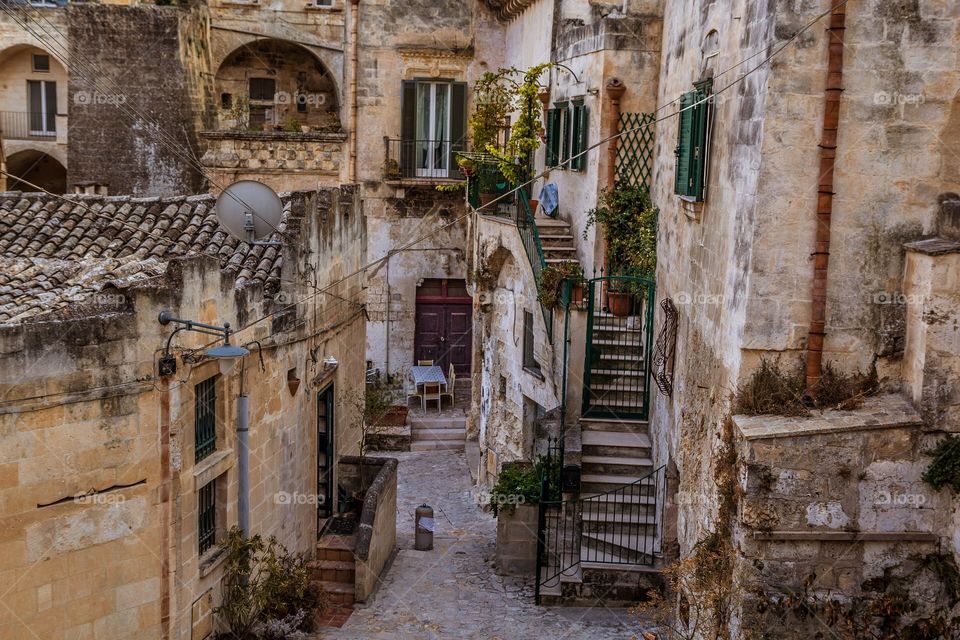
[537,261,584,310]
[487,63,553,187]
[456,154,477,177]
[584,184,659,315]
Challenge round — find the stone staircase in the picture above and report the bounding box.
[410,416,466,451]
[311,534,357,616]
[584,310,647,415]
[539,418,664,606]
[536,216,580,266]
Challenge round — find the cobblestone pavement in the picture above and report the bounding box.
[323,450,637,640]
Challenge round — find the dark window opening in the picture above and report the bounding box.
[523,311,540,372]
[198,480,216,555]
[194,377,217,463]
[32,54,50,73]
[249,77,276,102]
[220,92,232,109]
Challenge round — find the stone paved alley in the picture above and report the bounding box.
[322,451,636,640]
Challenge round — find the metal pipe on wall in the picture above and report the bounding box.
[805,3,847,395]
[237,393,250,535]
[349,0,360,183]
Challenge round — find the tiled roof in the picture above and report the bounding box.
[482,0,536,21]
[0,191,295,324]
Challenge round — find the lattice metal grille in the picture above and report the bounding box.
[616,112,656,189]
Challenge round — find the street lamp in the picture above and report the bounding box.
[157,310,250,376]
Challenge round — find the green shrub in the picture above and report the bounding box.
[923,435,960,492]
[584,184,658,278]
[537,261,583,309]
[490,453,561,516]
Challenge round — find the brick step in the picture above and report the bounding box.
[411,440,465,451]
[317,580,355,606]
[410,428,465,440]
[309,559,356,583]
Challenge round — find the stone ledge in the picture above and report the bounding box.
[903,236,960,255]
[200,130,347,142]
[753,530,938,542]
[734,394,921,441]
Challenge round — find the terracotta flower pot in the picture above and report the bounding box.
[571,282,584,306]
[529,199,539,214]
[608,291,634,317]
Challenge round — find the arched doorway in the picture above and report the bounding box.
[6,149,66,193]
[214,39,340,132]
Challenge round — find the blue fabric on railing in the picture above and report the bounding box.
[539,183,559,217]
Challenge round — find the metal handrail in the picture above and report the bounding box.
[515,185,553,341]
[0,111,59,141]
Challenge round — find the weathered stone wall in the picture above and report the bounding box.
[66,4,210,195]
[0,187,368,639]
[200,131,346,192]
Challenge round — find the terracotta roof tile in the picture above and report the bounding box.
[0,190,300,323]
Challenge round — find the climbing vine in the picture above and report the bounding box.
[923,434,960,492]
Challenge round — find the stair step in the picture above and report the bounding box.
[580,548,659,568]
[535,217,571,228]
[591,339,644,347]
[581,431,651,448]
[582,455,653,468]
[411,440,466,451]
[581,473,655,486]
[592,353,646,363]
[579,493,657,505]
[409,418,466,429]
[588,383,646,392]
[543,246,577,253]
[411,428,465,440]
[540,234,574,243]
[589,369,645,378]
[581,511,658,525]
[585,399,646,409]
[582,532,657,555]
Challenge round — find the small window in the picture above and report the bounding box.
[674,79,713,201]
[32,54,50,73]
[198,480,217,555]
[523,311,540,372]
[296,93,308,113]
[249,77,276,102]
[194,377,217,463]
[545,100,588,171]
[220,92,232,109]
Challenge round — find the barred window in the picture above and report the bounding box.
[194,377,216,463]
[198,480,216,555]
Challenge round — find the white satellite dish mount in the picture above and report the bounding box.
[215,180,283,247]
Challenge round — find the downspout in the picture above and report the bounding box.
[349,0,360,183]
[805,4,847,395]
[237,361,250,535]
[605,78,625,191]
[159,376,172,640]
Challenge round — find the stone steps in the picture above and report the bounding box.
[410,416,466,451]
[314,535,357,607]
[411,440,465,451]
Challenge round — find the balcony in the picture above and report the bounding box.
[382,137,467,184]
[0,111,66,143]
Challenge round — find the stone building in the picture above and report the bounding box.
[0,186,368,639]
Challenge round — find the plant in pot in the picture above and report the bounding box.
[584,184,659,316]
[485,63,553,187]
[537,261,584,310]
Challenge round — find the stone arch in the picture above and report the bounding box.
[6,149,66,193]
[478,243,517,291]
[212,38,341,132]
[0,43,69,127]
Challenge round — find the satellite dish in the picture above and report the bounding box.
[215,180,283,246]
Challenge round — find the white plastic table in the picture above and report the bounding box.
[411,365,448,388]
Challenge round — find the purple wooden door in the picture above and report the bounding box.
[415,279,473,375]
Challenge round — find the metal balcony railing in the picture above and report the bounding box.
[0,111,59,141]
[383,138,467,181]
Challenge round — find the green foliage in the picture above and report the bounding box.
[215,527,324,639]
[484,63,552,186]
[489,453,560,516]
[923,435,960,492]
[470,71,513,152]
[537,261,583,309]
[584,184,658,278]
[282,117,302,133]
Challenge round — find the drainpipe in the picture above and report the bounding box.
[605,78,625,191]
[805,4,847,395]
[349,0,360,183]
[159,375,172,640]
[238,361,250,535]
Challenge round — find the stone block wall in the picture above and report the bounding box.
[66,4,210,195]
[495,503,539,576]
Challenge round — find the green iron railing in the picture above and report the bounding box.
[515,186,553,341]
[582,275,656,420]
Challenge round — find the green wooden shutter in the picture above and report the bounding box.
[546,108,561,167]
[449,82,467,179]
[674,91,694,196]
[400,80,417,177]
[560,104,572,166]
[689,79,712,201]
[571,103,588,172]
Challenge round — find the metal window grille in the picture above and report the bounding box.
[194,377,216,462]
[198,480,216,555]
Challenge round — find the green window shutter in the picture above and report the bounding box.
[674,91,694,196]
[400,80,417,176]
[688,79,712,201]
[546,108,561,167]
[560,105,572,166]
[449,82,468,179]
[571,103,588,172]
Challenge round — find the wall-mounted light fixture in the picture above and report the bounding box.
[157,310,250,376]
